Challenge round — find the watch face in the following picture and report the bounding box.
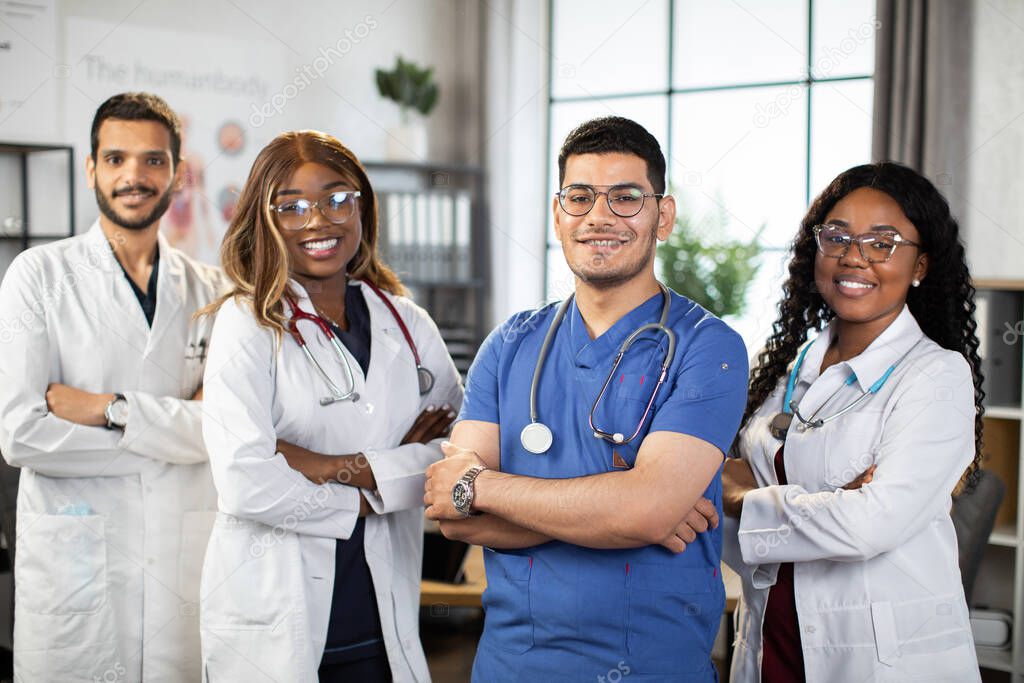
[110,399,128,425]
[452,483,469,510]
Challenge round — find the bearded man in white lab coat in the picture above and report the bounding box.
[0,92,228,682]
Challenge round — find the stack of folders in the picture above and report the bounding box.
[379,191,472,283]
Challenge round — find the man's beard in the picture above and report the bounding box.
[565,223,657,290]
[95,183,175,231]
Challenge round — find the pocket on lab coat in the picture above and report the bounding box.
[200,515,292,628]
[869,597,978,680]
[179,510,217,602]
[823,412,882,489]
[625,564,721,674]
[200,516,303,682]
[480,550,534,654]
[181,357,205,399]
[202,623,297,683]
[877,640,980,682]
[17,513,107,615]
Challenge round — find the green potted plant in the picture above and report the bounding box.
[375,56,440,161]
[657,200,763,319]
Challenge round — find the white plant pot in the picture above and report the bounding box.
[386,119,428,162]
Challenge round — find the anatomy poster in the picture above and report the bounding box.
[64,17,288,264]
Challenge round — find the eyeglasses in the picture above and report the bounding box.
[812,224,920,263]
[269,191,362,231]
[556,184,663,218]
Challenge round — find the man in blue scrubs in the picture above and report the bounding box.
[425,116,748,681]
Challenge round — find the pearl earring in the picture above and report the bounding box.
[912,279,921,287]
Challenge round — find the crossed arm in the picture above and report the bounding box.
[424,419,723,553]
[274,406,457,516]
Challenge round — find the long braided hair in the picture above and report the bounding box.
[743,162,984,493]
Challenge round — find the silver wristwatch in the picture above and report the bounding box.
[104,393,128,430]
[451,466,487,517]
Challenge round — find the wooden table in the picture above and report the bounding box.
[420,543,487,608]
[420,545,742,613]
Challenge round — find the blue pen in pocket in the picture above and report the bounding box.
[57,502,93,516]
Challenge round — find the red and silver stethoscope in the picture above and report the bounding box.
[285,280,434,406]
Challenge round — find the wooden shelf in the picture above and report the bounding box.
[988,406,1024,421]
[990,525,1019,548]
[975,279,1024,292]
[983,418,1021,535]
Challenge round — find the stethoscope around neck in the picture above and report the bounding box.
[285,279,434,406]
[769,336,922,440]
[519,284,677,454]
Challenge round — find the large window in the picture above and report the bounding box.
[546,0,876,349]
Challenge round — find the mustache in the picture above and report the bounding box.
[571,230,633,240]
[112,184,157,197]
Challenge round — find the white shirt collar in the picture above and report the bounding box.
[797,305,924,391]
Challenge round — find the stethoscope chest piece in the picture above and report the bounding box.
[417,366,435,396]
[769,412,793,440]
[320,392,359,407]
[521,422,553,454]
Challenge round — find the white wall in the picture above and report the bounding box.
[483,0,549,323]
[964,0,1024,280]
[0,0,484,243]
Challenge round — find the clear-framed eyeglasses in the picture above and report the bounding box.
[812,224,920,263]
[556,184,663,218]
[269,191,362,231]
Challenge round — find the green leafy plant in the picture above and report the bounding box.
[375,56,440,122]
[658,201,763,319]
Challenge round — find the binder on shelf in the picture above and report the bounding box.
[415,193,429,282]
[976,289,1023,407]
[398,193,416,279]
[427,191,443,283]
[361,162,486,386]
[440,193,455,281]
[454,193,471,283]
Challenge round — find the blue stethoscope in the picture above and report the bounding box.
[520,284,677,454]
[769,336,922,440]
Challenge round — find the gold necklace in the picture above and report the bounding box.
[313,301,345,330]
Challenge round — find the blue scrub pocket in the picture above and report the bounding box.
[625,564,721,674]
[481,551,534,654]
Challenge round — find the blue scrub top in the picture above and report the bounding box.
[459,288,748,682]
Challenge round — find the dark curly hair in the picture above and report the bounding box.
[742,161,984,494]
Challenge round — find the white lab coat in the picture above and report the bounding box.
[724,306,980,682]
[199,279,463,683]
[0,221,229,682]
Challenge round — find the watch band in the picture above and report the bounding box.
[104,393,127,430]
[453,465,487,516]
